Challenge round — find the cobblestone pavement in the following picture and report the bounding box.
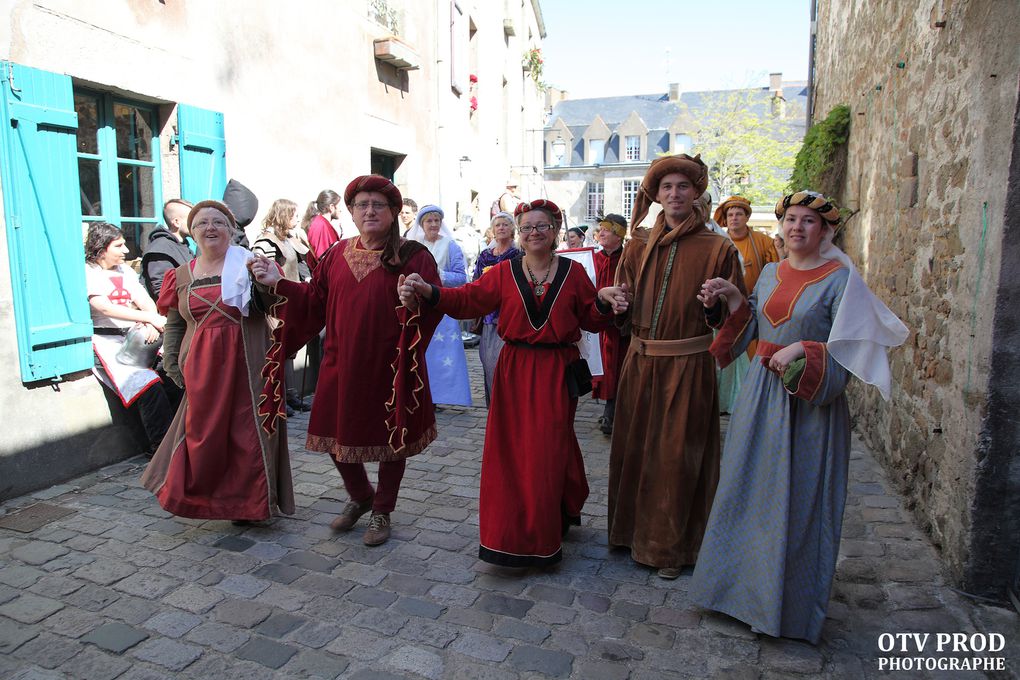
[1,353,1016,679]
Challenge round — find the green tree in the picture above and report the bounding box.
[674,89,803,204]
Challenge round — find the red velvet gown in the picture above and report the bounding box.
[142,266,294,520]
[272,238,441,462]
[433,256,612,567]
[592,247,629,400]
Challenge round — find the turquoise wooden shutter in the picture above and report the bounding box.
[0,62,93,382]
[177,104,226,203]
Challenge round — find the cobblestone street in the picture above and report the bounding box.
[0,354,1015,679]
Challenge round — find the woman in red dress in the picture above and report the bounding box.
[400,200,628,568]
[141,201,295,522]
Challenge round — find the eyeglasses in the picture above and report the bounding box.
[195,219,230,230]
[518,223,554,234]
[352,201,390,211]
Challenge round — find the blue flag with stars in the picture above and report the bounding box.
[426,315,473,406]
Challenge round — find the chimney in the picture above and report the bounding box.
[545,87,568,109]
[769,72,782,96]
[668,82,681,103]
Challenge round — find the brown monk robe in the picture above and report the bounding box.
[608,154,745,576]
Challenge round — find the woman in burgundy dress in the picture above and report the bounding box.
[141,200,294,522]
[400,200,628,568]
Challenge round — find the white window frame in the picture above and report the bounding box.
[588,139,605,165]
[586,182,604,220]
[674,133,692,155]
[625,135,641,162]
[622,180,639,219]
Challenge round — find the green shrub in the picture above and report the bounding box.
[788,104,851,198]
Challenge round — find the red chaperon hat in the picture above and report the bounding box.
[344,175,403,208]
[514,199,563,228]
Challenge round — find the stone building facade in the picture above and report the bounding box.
[541,77,806,230]
[0,0,548,498]
[812,0,1020,598]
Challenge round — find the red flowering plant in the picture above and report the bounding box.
[523,48,544,87]
[468,73,478,112]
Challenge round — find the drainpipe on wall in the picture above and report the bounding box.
[807,0,818,125]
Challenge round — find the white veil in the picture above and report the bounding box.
[821,236,909,400]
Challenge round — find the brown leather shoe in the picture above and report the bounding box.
[330,497,373,532]
[657,567,682,580]
[362,512,391,546]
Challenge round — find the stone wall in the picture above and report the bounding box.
[812,0,1020,592]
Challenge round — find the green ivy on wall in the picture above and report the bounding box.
[789,104,851,199]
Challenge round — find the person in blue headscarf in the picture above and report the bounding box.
[407,205,473,407]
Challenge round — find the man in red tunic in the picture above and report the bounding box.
[592,213,630,435]
[251,175,441,546]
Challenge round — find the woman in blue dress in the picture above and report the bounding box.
[690,191,907,644]
[408,205,472,406]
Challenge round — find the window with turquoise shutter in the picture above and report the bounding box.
[74,90,163,259]
[176,104,226,205]
[0,62,93,382]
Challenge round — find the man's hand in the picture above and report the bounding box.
[598,283,631,314]
[398,273,430,311]
[698,277,742,313]
[249,252,282,286]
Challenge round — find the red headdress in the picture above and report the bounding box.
[514,199,563,228]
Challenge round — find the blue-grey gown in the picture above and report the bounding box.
[690,259,851,644]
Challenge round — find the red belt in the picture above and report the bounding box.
[755,340,785,359]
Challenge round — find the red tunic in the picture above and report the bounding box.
[273,238,441,462]
[142,267,294,520]
[434,256,612,567]
[592,247,629,400]
[307,215,340,258]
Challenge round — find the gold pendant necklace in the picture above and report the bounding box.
[526,255,555,296]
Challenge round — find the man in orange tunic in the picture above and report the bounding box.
[714,195,779,359]
[607,155,745,579]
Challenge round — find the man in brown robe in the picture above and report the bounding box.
[607,154,745,579]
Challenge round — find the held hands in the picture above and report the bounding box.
[597,283,631,315]
[769,341,805,376]
[248,252,282,286]
[698,277,742,313]
[397,273,431,311]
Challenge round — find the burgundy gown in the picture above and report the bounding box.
[141,265,295,520]
[432,256,612,566]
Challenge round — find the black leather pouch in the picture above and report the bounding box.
[565,358,593,399]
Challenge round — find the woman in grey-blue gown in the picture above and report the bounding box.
[690,191,906,644]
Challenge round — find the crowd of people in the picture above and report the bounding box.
[83,155,908,645]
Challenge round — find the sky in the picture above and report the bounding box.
[538,0,811,97]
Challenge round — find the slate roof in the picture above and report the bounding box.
[547,83,809,131]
